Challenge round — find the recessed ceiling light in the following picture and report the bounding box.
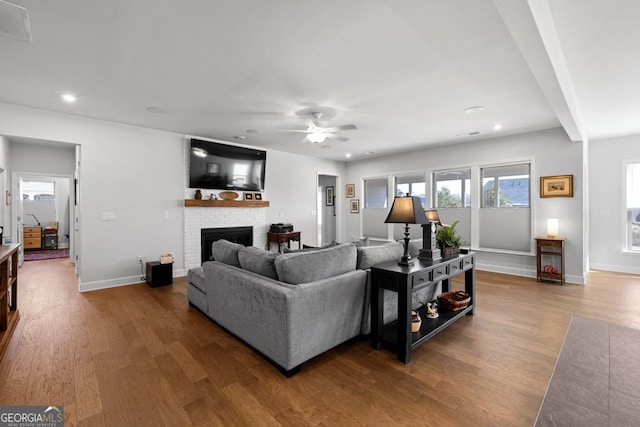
[61,93,77,103]
[345,153,352,158]
[145,106,166,114]
[234,135,245,140]
[246,129,259,134]
[493,124,503,130]
[464,106,484,114]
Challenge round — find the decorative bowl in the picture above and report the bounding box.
[218,191,239,200]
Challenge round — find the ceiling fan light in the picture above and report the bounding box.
[307,132,326,143]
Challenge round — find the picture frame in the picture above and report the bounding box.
[540,175,574,198]
[326,186,334,206]
[346,183,355,198]
[350,198,360,213]
[254,193,262,201]
[207,162,221,174]
[243,192,254,201]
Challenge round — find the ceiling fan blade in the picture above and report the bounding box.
[324,124,357,132]
[278,129,311,133]
[326,134,349,142]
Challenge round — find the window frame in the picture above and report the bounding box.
[624,161,640,253]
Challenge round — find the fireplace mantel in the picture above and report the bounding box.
[184,199,269,208]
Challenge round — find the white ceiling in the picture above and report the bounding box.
[0,0,638,161]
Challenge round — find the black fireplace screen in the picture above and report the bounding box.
[201,226,253,264]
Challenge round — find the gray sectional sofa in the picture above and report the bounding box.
[187,239,431,375]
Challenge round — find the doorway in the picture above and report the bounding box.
[13,172,74,265]
[317,174,338,246]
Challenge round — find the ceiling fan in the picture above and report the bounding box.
[282,111,357,143]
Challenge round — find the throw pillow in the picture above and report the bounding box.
[212,239,244,267]
[238,246,278,280]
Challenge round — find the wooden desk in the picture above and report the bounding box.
[371,253,475,363]
[267,231,301,253]
[0,244,20,361]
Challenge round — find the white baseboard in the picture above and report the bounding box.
[590,263,640,275]
[476,262,585,285]
[79,268,187,292]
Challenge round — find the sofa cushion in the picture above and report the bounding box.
[212,239,243,267]
[188,266,206,293]
[356,241,404,270]
[238,246,278,280]
[275,243,357,285]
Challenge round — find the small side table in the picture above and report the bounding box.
[535,237,566,285]
[267,231,301,253]
[146,261,173,287]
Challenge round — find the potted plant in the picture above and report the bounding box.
[436,220,464,257]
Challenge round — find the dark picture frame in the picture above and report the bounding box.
[540,175,574,198]
[254,193,262,201]
[346,183,355,198]
[350,198,360,213]
[244,192,254,201]
[326,186,334,206]
[207,162,221,174]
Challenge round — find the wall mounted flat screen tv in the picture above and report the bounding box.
[189,139,266,191]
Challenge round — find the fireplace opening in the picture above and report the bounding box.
[201,226,253,264]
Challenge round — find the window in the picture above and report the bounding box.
[434,169,471,208]
[479,163,531,252]
[21,181,55,201]
[395,174,426,207]
[364,178,388,209]
[481,164,530,208]
[626,162,640,252]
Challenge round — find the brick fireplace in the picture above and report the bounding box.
[184,206,268,270]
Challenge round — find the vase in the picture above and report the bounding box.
[411,310,422,332]
[195,190,202,200]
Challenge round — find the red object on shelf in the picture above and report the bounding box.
[543,265,558,275]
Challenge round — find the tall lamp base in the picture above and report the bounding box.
[398,224,414,267]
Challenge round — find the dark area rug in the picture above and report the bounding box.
[535,316,640,426]
[24,248,69,261]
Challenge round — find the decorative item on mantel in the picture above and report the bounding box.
[209,193,217,200]
[194,189,202,200]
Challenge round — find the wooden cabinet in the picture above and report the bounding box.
[535,237,566,285]
[0,244,20,361]
[23,226,42,250]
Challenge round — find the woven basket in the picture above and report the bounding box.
[437,291,470,311]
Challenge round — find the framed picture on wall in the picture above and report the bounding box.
[326,186,334,206]
[350,199,360,213]
[346,183,355,198]
[540,175,573,198]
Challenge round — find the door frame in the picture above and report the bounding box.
[317,173,340,246]
[11,171,75,266]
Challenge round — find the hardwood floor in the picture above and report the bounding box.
[1,259,639,426]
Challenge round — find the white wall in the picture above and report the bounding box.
[590,134,640,274]
[0,136,10,239]
[344,128,586,283]
[0,102,346,290]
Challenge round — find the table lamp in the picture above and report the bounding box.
[384,195,429,266]
[419,209,442,261]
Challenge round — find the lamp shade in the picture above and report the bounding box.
[384,196,429,224]
[547,218,559,237]
[424,209,441,224]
